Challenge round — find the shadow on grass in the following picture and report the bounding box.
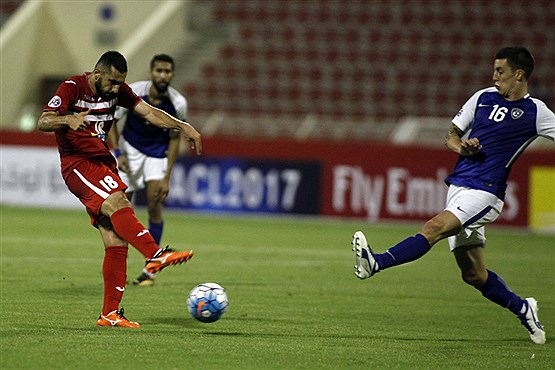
[196,331,536,345]
[142,316,535,345]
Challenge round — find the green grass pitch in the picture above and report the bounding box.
[1,206,553,369]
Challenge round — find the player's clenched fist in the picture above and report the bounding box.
[459,137,482,156]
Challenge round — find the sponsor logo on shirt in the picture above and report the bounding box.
[47,95,62,108]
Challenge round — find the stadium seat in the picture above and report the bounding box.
[182,0,554,126]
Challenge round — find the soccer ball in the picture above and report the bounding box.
[187,282,228,323]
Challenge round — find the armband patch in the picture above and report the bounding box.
[47,96,62,108]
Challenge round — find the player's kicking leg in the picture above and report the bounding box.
[107,200,194,278]
[351,228,433,280]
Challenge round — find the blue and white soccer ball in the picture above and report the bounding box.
[187,282,228,323]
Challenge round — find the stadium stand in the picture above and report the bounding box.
[181,0,554,141]
[1,1,552,143]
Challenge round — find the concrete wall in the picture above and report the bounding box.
[0,0,192,128]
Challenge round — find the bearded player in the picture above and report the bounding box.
[38,50,202,328]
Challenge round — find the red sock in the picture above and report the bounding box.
[110,207,159,259]
[102,246,128,315]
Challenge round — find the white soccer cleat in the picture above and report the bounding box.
[518,297,546,345]
[352,231,379,279]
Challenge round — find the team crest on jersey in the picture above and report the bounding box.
[511,108,524,119]
[47,95,62,108]
[91,121,106,141]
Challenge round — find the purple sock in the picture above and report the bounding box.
[478,270,525,315]
[148,220,164,246]
[374,234,431,270]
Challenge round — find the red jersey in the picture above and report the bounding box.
[43,73,142,177]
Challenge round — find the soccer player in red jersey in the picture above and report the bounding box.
[38,50,202,328]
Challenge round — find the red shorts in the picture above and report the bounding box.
[64,157,128,227]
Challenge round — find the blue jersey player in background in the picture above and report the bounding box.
[352,46,554,344]
[109,54,188,286]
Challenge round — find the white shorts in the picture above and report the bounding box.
[445,185,504,251]
[118,139,168,192]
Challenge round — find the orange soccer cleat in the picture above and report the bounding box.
[145,246,194,274]
[97,308,140,328]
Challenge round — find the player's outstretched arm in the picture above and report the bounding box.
[445,124,482,156]
[133,100,202,155]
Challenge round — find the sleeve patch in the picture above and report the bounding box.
[47,95,62,108]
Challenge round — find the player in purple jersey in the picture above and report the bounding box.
[351,47,554,344]
[109,54,186,286]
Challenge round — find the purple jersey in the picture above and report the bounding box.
[114,81,187,158]
[445,87,555,200]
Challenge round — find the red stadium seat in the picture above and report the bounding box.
[185,0,554,123]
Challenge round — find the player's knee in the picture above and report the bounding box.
[420,219,444,245]
[98,216,114,230]
[421,213,461,246]
[102,191,133,215]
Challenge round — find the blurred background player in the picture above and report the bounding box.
[109,54,186,287]
[352,46,554,344]
[38,50,202,328]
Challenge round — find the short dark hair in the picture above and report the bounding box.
[96,50,128,73]
[150,54,175,71]
[495,46,534,79]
